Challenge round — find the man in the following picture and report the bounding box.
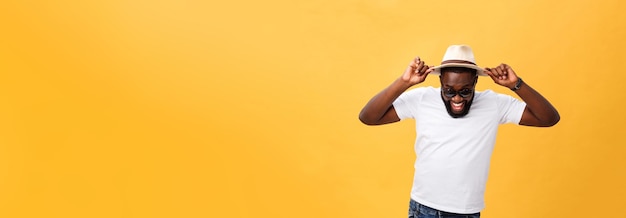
[359,45,560,218]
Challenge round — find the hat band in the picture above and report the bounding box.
[441,60,476,65]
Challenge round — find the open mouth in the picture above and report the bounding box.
[451,102,464,112]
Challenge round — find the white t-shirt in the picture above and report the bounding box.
[393,87,526,214]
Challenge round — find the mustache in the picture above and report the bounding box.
[441,94,474,118]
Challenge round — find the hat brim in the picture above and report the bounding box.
[431,63,487,76]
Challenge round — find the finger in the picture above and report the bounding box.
[425,66,435,74]
[417,60,426,73]
[418,65,432,77]
[491,67,505,81]
[504,64,515,74]
[484,68,498,81]
[497,64,506,73]
[499,64,507,72]
[484,67,495,76]
[423,63,432,73]
[494,66,505,80]
[419,61,428,73]
[419,64,432,75]
[410,59,418,70]
[499,64,510,79]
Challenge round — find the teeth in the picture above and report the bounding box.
[452,102,463,106]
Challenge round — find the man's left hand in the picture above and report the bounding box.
[484,64,519,89]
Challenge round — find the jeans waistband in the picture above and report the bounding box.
[409,199,480,218]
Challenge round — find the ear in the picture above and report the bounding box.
[471,75,478,88]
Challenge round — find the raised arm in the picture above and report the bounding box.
[359,57,433,125]
[484,64,560,127]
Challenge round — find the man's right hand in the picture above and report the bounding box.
[401,57,433,86]
[359,57,433,125]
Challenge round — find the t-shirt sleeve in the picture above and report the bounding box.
[496,93,527,124]
[392,88,423,120]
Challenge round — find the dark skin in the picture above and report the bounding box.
[359,57,560,127]
[440,72,477,118]
[484,64,560,126]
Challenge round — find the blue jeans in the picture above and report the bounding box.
[408,199,480,218]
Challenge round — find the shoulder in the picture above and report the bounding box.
[407,86,438,99]
[397,86,438,103]
[475,89,496,97]
[407,86,437,92]
[401,86,437,96]
[475,89,512,100]
[475,89,524,107]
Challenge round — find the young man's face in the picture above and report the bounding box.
[440,71,478,118]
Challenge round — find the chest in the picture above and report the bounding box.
[413,96,500,139]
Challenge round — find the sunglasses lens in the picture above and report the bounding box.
[443,89,456,98]
[443,88,473,98]
[459,89,472,97]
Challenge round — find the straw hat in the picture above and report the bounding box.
[431,45,487,76]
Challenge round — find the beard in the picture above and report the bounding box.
[441,94,475,118]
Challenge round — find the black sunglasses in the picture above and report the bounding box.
[442,88,473,98]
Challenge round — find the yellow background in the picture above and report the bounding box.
[1,0,625,217]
